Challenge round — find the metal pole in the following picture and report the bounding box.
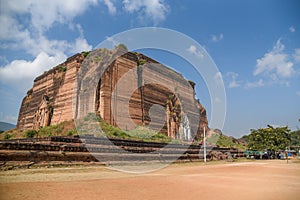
[204,127,206,163]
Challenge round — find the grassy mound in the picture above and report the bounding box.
[79,113,172,143]
[0,120,77,140]
[1,114,172,143]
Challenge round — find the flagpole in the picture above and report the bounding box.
[204,127,206,163]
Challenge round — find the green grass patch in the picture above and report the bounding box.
[4,133,12,140]
[92,56,102,63]
[25,130,38,138]
[79,113,172,143]
[81,51,90,57]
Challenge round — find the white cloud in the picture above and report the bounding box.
[254,39,295,79]
[0,36,92,91]
[0,1,94,55]
[293,48,300,63]
[0,1,93,93]
[123,0,169,25]
[213,72,223,85]
[226,72,240,88]
[229,80,240,88]
[297,91,300,96]
[0,0,98,34]
[289,26,295,33]
[211,33,224,42]
[245,79,264,89]
[103,0,117,15]
[70,38,93,54]
[0,52,67,91]
[187,45,204,58]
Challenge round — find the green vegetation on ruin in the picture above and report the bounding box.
[59,65,67,73]
[0,113,173,143]
[81,51,90,57]
[138,59,146,66]
[1,114,299,152]
[0,120,77,140]
[80,113,172,143]
[92,56,102,63]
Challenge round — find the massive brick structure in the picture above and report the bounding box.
[17,53,84,130]
[17,47,208,140]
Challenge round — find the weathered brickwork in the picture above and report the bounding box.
[17,48,209,140]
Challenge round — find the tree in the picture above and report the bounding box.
[290,130,300,146]
[247,126,291,151]
[115,43,128,51]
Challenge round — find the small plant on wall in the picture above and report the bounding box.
[60,65,67,72]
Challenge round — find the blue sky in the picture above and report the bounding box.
[0,0,299,137]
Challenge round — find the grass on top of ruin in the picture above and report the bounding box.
[0,116,174,144]
[0,115,247,150]
[0,120,77,140]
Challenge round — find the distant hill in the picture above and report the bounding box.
[0,121,16,132]
[206,129,247,150]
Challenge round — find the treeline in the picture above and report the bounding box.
[241,125,300,151]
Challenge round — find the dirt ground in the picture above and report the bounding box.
[0,159,299,200]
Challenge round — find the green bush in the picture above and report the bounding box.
[60,66,67,72]
[82,51,90,57]
[67,129,77,136]
[4,133,12,140]
[138,59,146,66]
[39,126,53,137]
[26,130,38,138]
[150,133,171,143]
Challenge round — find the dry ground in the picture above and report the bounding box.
[0,159,299,200]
